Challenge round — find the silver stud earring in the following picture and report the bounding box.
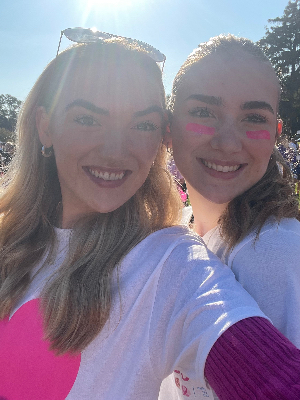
[41,145,53,158]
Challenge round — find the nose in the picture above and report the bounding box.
[210,121,243,153]
[97,125,129,161]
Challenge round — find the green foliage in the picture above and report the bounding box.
[0,127,15,143]
[258,0,300,138]
[0,94,22,140]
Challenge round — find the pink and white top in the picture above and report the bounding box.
[0,226,267,400]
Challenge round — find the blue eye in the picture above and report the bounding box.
[74,115,100,126]
[132,121,159,132]
[188,107,215,118]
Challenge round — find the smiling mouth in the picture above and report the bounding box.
[88,168,125,181]
[201,159,241,172]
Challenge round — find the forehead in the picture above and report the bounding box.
[57,57,163,112]
[176,53,279,109]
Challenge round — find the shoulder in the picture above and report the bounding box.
[228,217,300,268]
[235,217,300,248]
[146,227,236,291]
[270,217,300,236]
[131,225,205,254]
[226,218,300,346]
[119,225,231,288]
[123,225,214,272]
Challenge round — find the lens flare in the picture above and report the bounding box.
[87,0,135,7]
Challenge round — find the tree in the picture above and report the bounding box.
[0,94,22,136]
[258,0,300,138]
[0,128,16,143]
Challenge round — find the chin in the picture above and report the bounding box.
[209,197,232,206]
[96,205,124,214]
[202,191,235,206]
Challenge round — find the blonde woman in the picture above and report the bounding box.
[1,29,300,400]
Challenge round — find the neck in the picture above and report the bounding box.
[187,184,228,237]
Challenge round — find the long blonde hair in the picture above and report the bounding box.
[0,41,181,354]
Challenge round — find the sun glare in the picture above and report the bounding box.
[87,0,136,7]
[79,0,147,32]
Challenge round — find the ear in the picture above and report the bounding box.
[36,106,53,147]
[277,119,283,136]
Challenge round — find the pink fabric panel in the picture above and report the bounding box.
[0,299,81,400]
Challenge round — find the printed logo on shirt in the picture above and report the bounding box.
[173,370,214,399]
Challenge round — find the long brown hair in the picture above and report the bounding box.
[0,41,182,354]
[171,34,300,249]
[220,148,300,250]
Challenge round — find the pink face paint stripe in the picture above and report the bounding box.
[186,123,215,135]
[246,130,270,140]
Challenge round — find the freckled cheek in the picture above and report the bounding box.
[172,123,212,149]
[248,143,274,175]
[52,127,90,152]
[245,131,275,152]
[53,142,87,165]
[247,141,274,161]
[175,123,215,149]
[135,137,162,163]
[171,120,215,145]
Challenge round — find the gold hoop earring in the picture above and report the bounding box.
[41,145,53,158]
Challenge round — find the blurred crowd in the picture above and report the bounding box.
[277,135,300,181]
[0,142,16,174]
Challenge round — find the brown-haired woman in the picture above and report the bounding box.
[1,31,300,400]
[161,34,300,399]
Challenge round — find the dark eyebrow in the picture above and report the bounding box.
[186,94,223,106]
[133,105,164,118]
[65,101,163,118]
[241,101,274,114]
[65,99,109,115]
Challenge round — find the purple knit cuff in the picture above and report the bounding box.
[205,317,300,399]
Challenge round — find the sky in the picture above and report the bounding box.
[1,0,289,101]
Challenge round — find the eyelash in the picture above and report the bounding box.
[74,115,100,126]
[188,108,268,125]
[132,121,159,132]
[188,107,215,118]
[243,113,268,123]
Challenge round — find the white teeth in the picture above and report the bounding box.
[203,160,240,172]
[89,169,125,180]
